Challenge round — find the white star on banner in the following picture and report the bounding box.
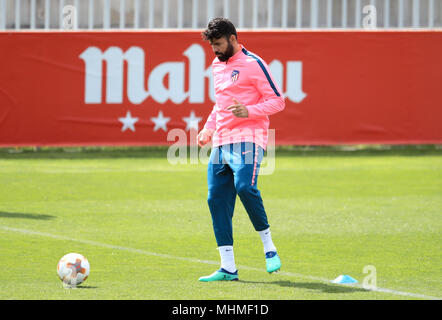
[150,110,171,132]
[182,111,202,131]
[118,111,139,132]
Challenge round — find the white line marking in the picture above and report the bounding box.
[1,225,440,300]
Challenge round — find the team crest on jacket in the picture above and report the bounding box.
[231,70,240,83]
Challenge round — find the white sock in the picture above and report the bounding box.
[218,246,236,273]
[258,228,277,254]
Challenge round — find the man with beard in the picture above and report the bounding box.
[197,18,285,281]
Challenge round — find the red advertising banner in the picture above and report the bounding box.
[0,30,441,147]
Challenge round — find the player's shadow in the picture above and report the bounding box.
[238,280,369,294]
[0,211,55,220]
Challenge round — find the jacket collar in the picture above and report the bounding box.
[221,44,244,64]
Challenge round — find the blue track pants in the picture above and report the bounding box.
[207,142,270,247]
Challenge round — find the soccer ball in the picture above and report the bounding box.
[57,253,90,287]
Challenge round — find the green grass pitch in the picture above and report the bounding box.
[0,146,441,300]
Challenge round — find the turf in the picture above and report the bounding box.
[0,146,441,300]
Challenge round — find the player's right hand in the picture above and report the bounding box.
[197,128,214,147]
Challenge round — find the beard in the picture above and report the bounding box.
[215,40,234,62]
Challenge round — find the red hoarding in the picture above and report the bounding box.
[0,30,441,146]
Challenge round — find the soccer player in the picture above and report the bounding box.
[197,18,285,281]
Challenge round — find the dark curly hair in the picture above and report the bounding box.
[202,17,237,41]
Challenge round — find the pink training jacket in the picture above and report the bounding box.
[203,45,285,150]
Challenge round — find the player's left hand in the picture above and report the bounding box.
[227,98,248,118]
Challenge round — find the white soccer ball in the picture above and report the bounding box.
[57,253,90,287]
